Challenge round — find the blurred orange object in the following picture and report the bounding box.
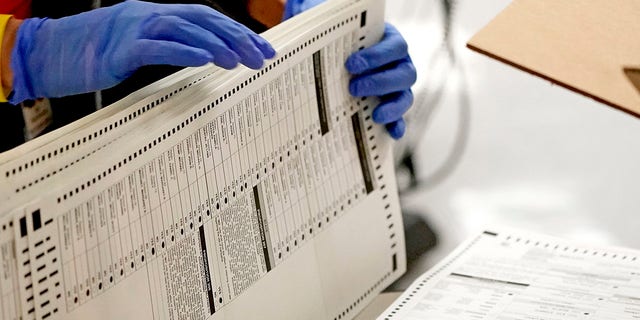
[247,0,285,28]
[0,0,31,19]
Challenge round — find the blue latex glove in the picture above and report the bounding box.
[346,24,416,139]
[9,0,275,104]
[283,1,416,139]
[283,0,325,20]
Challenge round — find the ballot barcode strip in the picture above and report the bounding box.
[313,51,330,135]
[351,113,374,194]
[198,226,215,315]
[253,185,273,272]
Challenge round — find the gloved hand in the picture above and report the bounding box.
[283,1,416,139]
[9,0,275,104]
[282,0,325,20]
[346,24,416,139]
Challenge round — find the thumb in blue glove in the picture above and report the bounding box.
[346,24,417,139]
[9,0,276,104]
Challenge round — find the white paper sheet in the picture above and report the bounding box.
[379,229,640,320]
[0,0,406,319]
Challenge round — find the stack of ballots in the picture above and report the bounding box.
[0,0,406,319]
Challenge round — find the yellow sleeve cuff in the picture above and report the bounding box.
[0,14,14,103]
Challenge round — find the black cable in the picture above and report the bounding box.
[396,0,472,195]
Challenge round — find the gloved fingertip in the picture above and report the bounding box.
[348,81,356,96]
[247,60,265,70]
[199,52,215,65]
[214,51,240,69]
[237,45,268,69]
[218,61,239,70]
[386,120,406,139]
[371,107,385,124]
[243,56,265,70]
[345,54,368,74]
[348,80,365,97]
[250,35,276,59]
[260,42,276,59]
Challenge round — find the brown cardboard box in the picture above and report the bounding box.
[467,0,640,117]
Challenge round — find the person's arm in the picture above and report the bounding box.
[6,1,276,105]
[0,15,20,102]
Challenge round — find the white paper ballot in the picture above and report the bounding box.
[379,229,640,320]
[0,0,406,319]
